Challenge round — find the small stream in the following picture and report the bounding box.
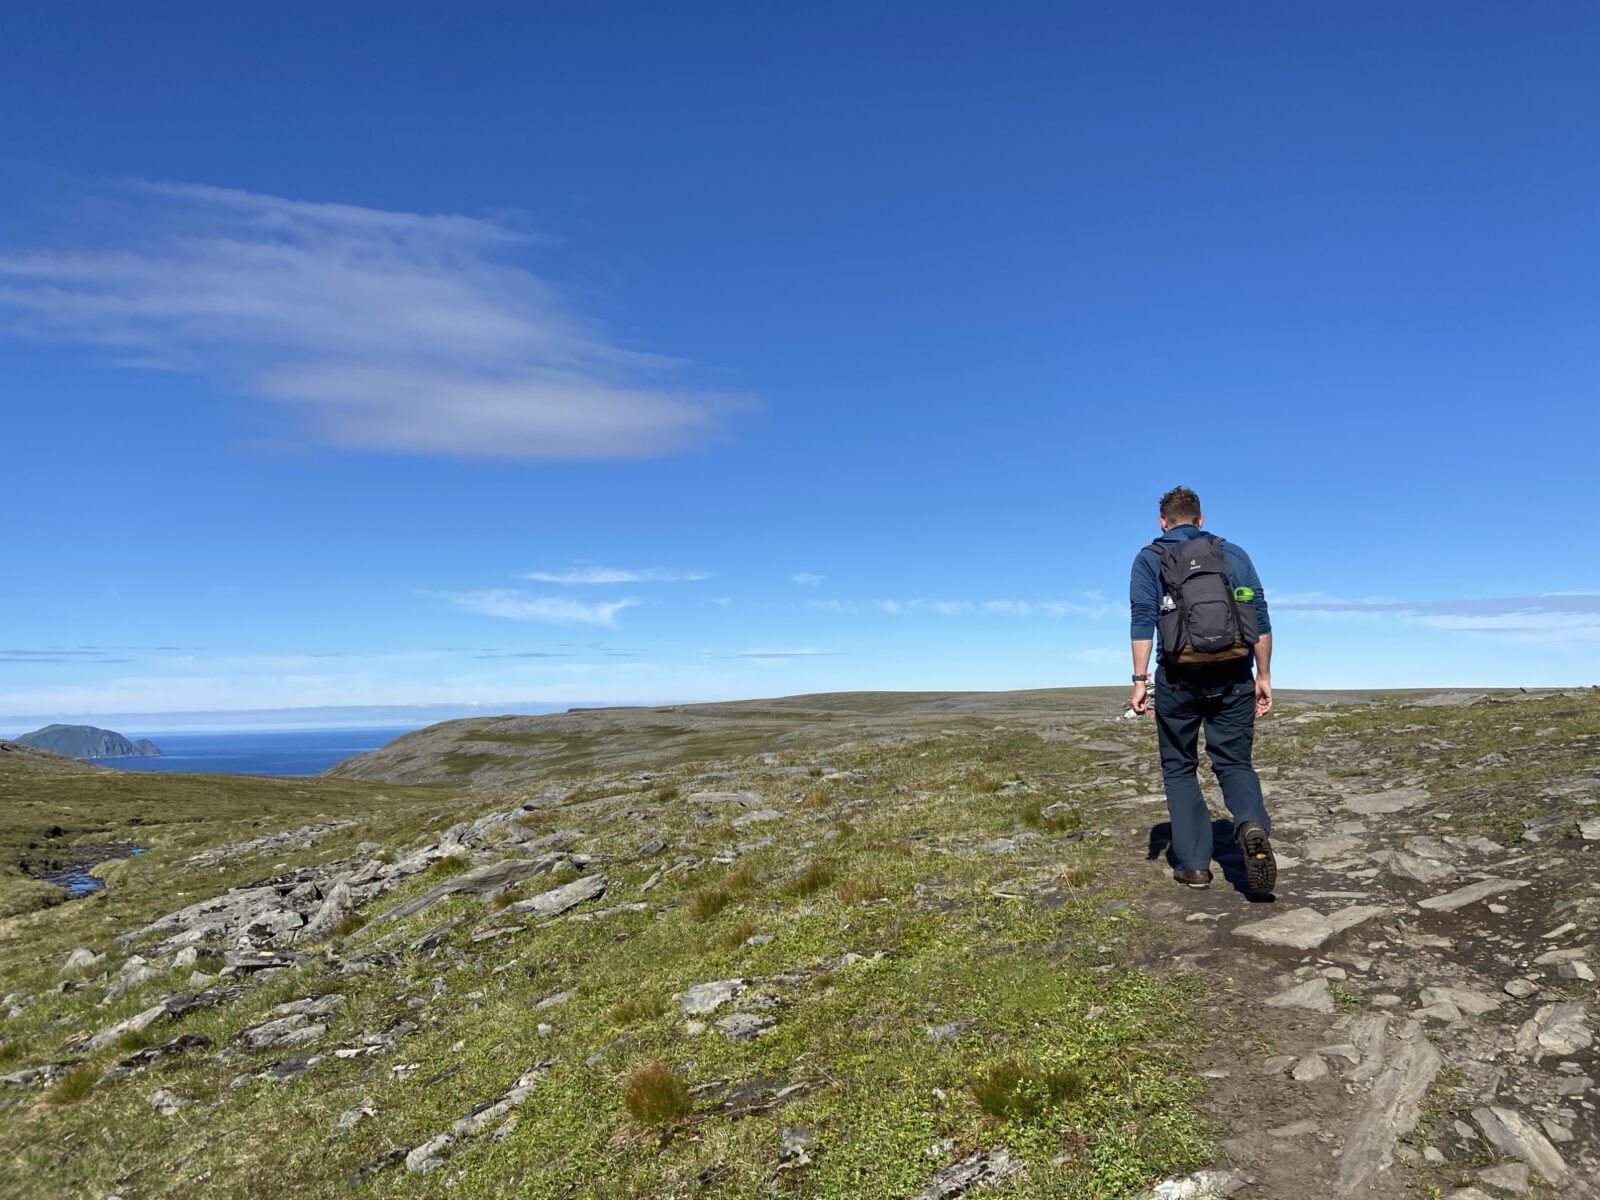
[35,843,146,897]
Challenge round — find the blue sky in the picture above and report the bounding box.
[2,2,1597,730]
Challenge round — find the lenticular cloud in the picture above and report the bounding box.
[0,178,740,459]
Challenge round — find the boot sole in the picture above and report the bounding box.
[1240,829,1277,894]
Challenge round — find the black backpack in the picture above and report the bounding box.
[1153,535,1259,665]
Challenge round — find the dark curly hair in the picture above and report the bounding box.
[1159,486,1201,524]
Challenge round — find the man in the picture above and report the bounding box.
[1128,486,1277,893]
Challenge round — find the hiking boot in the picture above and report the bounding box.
[1173,868,1213,889]
[1236,821,1277,894]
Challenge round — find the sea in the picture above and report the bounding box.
[88,727,416,777]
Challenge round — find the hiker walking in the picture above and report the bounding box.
[1128,486,1277,893]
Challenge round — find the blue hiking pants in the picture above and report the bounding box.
[1154,663,1271,872]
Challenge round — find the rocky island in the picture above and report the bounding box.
[13,724,162,760]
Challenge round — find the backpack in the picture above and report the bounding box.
[1152,535,1259,666]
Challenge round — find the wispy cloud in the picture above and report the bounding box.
[791,572,826,586]
[444,590,640,627]
[714,648,845,659]
[1279,591,1600,646]
[0,177,744,459]
[519,566,711,584]
[809,597,1119,619]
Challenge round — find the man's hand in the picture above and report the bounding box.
[1254,673,1273,717]
[1130,679,1151,716]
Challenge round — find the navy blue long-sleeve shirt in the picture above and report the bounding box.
[1129,524,1271,646]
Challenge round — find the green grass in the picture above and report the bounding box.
[26,688,1552,1197]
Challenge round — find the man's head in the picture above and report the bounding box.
[1158,485,1204,532]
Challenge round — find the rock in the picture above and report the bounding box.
[1337,1029,1443,1193]
[267,994,346,1020]
[1342,787,1430,815]
[1234,906,1388,951]
[1145,1172,1246,1199]
[105,958,161,1000]
[1418,986,1501,1016]
[1265,978,1335,1014]
[233,1013,327,1051]
[1475,1162,1530,1194]
[148,1088,190,1117]
[1556,961,1595,982]
[103,1033,212,1079]
[1371,850,1455,884]
[62,947,101,971]
[405,1132,454,1174]
[1471,1106,1567,1183]
[1520,815,1573,843]
[1291,1054,1329,1082]
[223,948,299,972]
[297,881,353,942]
[87,1003,168,1051]
[163,986,242,1019]
[1512,1003,1591,1058]
[383,855,571,922]
[1302,834,1365,862]
[1418,878,1531,912]
[506,872,607,918]
[715,1013,776,1040]
[682,979,745,1016]
[913,1149,1020,1199]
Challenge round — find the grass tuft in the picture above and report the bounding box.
[333,912,369,937]
[784,860,836,897]
[713,917,759,949]
[609,994,669,1026]
[423,852,471,880]
[622,1061,692,1126]
[688,865,756,922]
[113,1025,158,1054]
[43,1064,98,1107]
[837,872,888,905]
[1019,799,1084,833]
[969,1057,1086,1121]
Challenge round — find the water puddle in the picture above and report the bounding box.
[35,843,146,897]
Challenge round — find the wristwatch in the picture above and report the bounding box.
[1132,673,1150,683]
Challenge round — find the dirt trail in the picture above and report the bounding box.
[1101,729,1599,1199]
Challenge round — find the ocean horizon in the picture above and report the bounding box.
[81,726,418,777]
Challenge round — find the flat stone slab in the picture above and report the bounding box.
[1513,1002,1591,1057]
[505,872,606,918]
[913,1149,1020,1200]
[1371,850,1456,884]
[384,855,569,922]
[1341,787,1430,815]
[1264,978,1334,1014]
[681,978,746,1016]
[1338,1029,1443,1193]
[1472,1105,1568,1183]
[1417,878,1530,912]
[1234,905,1388,951]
